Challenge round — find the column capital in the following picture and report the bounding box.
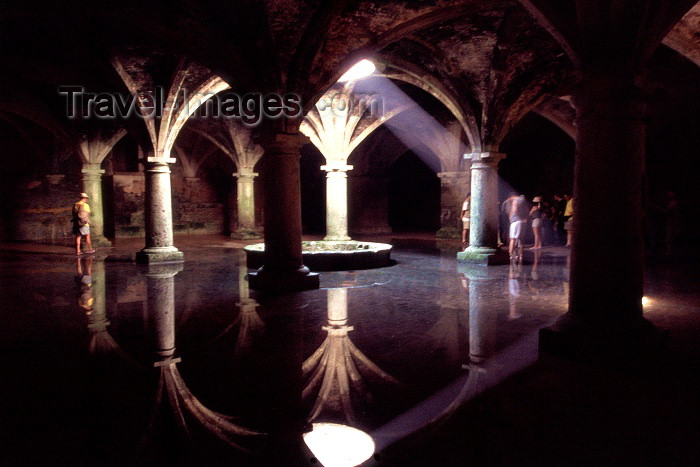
[463,152,506,164]
[233,169,259,179]
[146,157,177,165]
[81,164,105,175]
[321,163,353,172]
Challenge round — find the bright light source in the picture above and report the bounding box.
[302,422,375,467]
[337,59,376,83]
[642,296,651,309]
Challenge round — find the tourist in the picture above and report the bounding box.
[72,192,95,256]
[461,192,471,248]
[529,196,544,249]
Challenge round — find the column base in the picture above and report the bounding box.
[539,312,669,373]
[248,265,320,294]
[457,246,510,265]
[230,228,262,240]
[136,246,185,264]
[323,235,351,241]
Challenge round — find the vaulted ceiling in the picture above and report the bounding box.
[0,0,698,160]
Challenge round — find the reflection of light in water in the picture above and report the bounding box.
[642,296,651,310]
[303,422,375,467]
[337,59,376,82]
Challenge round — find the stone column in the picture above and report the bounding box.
[136,157,184,264]
[540,68,661,363]
[231,166,261,239]
[321,163,352,241]
[248,133,319,293]
[436,171,470,239]
[457,152,509,265]
[81,163,111,246]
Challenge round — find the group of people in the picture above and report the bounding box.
[501,192,574,258]
[460,191,574,258]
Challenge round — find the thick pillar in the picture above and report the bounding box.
[248,133,319,293]
[321,163,352,241]
[540,68,663,365]
[81,163,111,246]
[436,171,470,239]
[136,158,184,264]
[457,152,509,265]
[231,167,261,239]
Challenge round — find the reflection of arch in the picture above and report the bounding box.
[303,288,402,425]
[143,261,264,450]
[153,361,263,450]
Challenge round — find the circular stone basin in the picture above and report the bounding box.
[244,240,393,271]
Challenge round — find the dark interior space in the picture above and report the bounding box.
[498,112,575,200]
[300,144,327,235]
[388,151,441,232]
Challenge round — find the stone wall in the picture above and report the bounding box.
[10,176,79,244]
[113,172,146,237]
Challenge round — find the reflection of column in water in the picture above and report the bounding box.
[562,252,571,300]
[531,249,541,281]
[86,260,114,353]
[145,263,183,358]
[304,288,402,425]
[508,262,522,320]
[143,261,263,454]
[461,265,499,364]
[235,250,263,357]
[327,287,348,325]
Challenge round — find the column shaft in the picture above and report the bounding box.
[570,70,646,322]
[232,168,260,239]
[137,158,184,264]
[322,164,352,241]
[81,163,111,246]
[458,153,508,265]
[539,68,664,367]
[248,133,319,293]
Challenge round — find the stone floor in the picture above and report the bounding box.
[0,234,698,465]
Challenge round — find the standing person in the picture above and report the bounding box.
[564,194,574,247]
[503,193,527,259]
[72,192,95,256]
[529,196,544,249]
[552,194,566,245]
[461,192,471,248]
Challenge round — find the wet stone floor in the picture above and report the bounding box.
[0,237,698,465]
